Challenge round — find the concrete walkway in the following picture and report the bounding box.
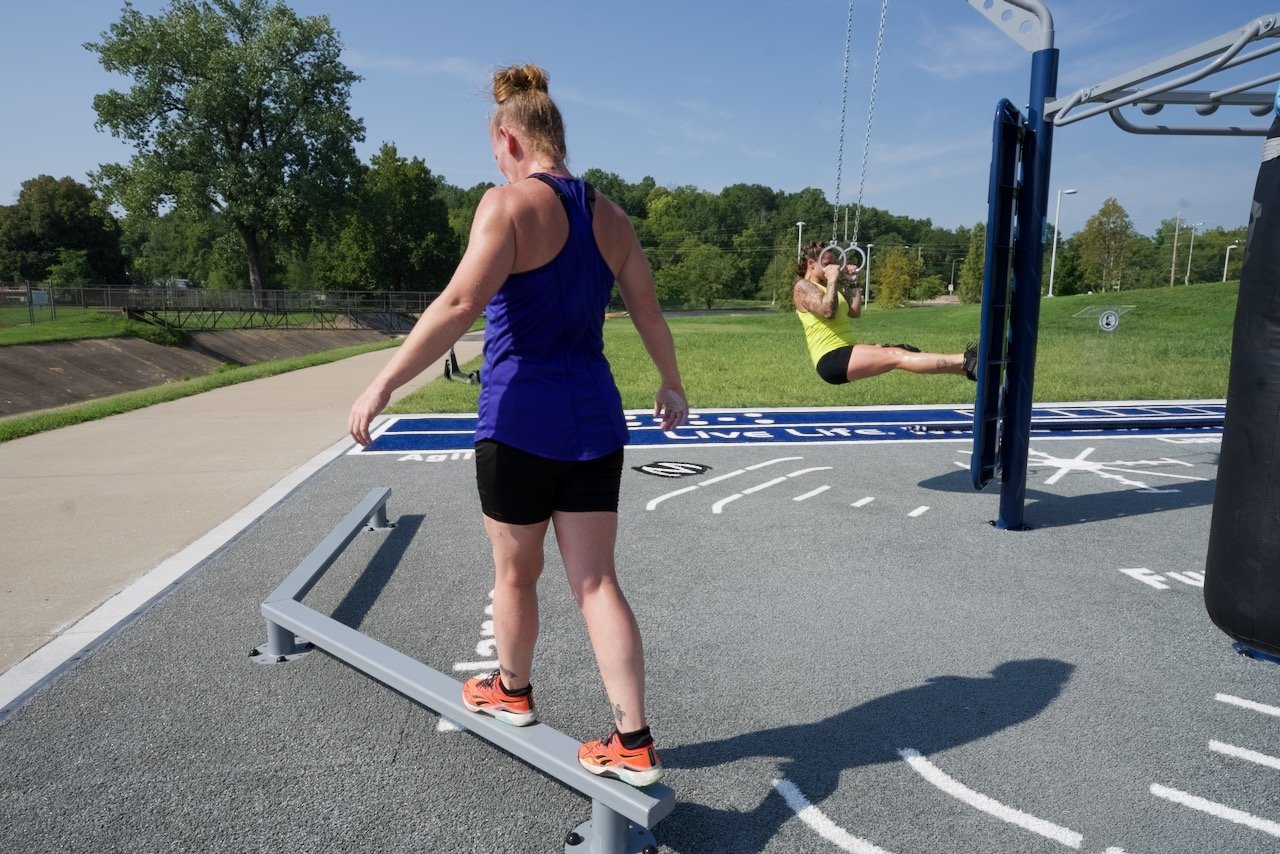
[0,336,483,677]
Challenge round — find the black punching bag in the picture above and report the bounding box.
[1204,114,1280,657]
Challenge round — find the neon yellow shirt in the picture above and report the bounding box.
[796,287,855,365]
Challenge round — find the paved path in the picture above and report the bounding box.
[0,336,483,675]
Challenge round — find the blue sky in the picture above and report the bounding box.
[3,1,1277,239]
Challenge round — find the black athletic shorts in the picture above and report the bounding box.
[474,440,624,525]
[816,346,854,385]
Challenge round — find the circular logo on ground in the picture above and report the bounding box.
[1099,310,1119,332]
[632,461,712,479]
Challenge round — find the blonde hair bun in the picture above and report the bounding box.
[492,64,550,104]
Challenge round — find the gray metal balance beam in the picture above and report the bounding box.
[255,487,675,854]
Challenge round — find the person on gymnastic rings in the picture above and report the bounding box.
[347,63,686,788]
[792,241,977,385]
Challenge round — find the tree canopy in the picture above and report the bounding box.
[0,175,124,283]
[86,0,365,295]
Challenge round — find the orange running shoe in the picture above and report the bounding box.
[461,670,537,726]
[577,730,663,787]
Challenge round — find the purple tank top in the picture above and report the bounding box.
[473,174,627,461]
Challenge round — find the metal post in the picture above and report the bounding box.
[796,222,805,259]
[1170,214,1181,285]
[1224,242,1240,280]
[1184,222,1203,284]
[591,801,627,853]
[1048,188,1076,296]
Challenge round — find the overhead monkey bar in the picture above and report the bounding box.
[1047,11,1280,136]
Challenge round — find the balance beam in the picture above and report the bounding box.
[255,487,674,854]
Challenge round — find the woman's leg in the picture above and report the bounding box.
[552,510,648,732]
[482,515,550,691]
[846,343,965,381]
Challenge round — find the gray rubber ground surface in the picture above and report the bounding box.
[2,421,1277,854]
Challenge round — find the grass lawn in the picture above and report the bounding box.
[0,282,1236,443]
[0,308,185,346]
[390,282,1237,415]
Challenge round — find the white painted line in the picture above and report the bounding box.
[1209,740,1280,771]
[746,456,804,470]
[794,486,831,502]
[1166,571,1205,588]
[1150,784,1280,838]
[699,469,747,486]
[1043,448,1096,486]
[452,661,499,673]
[1119,568,1170,590]
[743,476,788,495]
[1216,694,1280,718]
[908,506,930,518]
[0,434,355,719]
[898,748,1083,849]
[437,718,462,732]
[772,778,896,854]
[852,497,875,508]
[786,466,834,478]
[646,485,698,511]
[711,494,743,514]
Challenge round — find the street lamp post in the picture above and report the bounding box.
[1223,242,1240,281]
[796,221,805,259]
[1048,188,1076,297]
[1184,222,1203,285]
[1169,213,1182,286]
[950,258,960,294]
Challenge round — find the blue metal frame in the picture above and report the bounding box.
[972,99,1024,492]
[996,48,1059,529]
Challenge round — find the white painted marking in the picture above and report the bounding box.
[852,497,875,508]
[1209,740,1280,771]
[437,718,462,732]
[648,457,807,511]
[1150,784,1280,838]
[1216,694,1280,718]
[1166,571,1205,588]
[743,476,788,495]
[1119,567,1170,590]
[452,661,499,673]
[908,506,930,518]
[786,466,834,478]
[899,748,1083,849]
[794,486,831,502]
[700,470,747,486]
[1043,447,1097,486]
[772,779,896,854]
[645,485,699,511]
[746,456,805,469]
[711,494,743,514]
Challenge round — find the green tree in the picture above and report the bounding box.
[652,240,733,308]
[956,222,986,304]
[0,175,124,282]
[46,249,96,285]
[1077,198,1137,291]
[318,143,460,290]
[87,0,365,296]
[874,245,920,308]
